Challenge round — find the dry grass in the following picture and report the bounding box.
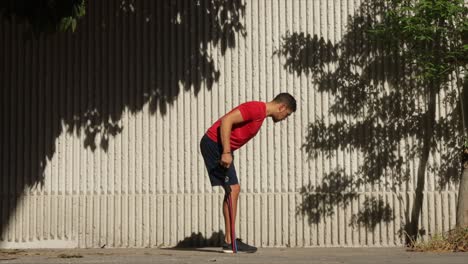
[410,227,468,252]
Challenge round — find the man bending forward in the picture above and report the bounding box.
[200,93,296,253]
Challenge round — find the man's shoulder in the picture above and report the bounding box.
[237,101,265,108]
[236,101,266,120]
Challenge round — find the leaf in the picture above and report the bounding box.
[71,19,77,32]
[58,17,72,32]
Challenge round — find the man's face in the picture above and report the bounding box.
[272,104,293,123]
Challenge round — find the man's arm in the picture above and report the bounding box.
[219,109,244,168]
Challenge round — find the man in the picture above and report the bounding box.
[200,93,297,253]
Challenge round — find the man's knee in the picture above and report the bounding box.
[230,184,240,195]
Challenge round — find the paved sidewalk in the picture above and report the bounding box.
[1,247,467,264]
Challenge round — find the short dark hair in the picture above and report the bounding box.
[273,93,297,112]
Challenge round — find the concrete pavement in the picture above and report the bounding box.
[1,247,467,264]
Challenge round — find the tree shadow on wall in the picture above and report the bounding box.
[277,0,466,243]
[0,0,245,239]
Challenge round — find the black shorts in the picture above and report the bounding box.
[200,134,239,186]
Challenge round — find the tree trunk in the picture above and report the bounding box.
[406,90,436,245]
[406,144,430,244]
[456,80,468,227]
[457,155,468,227]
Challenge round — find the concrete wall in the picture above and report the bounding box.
[0,0,461,248]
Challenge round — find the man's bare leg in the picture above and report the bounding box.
[223,184,240,244]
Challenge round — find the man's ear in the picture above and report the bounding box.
[278,103,287,112]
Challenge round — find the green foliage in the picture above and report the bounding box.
[464,137,468,164]
[371,0,468,168]
[371,0,467,84]
[58,1,85,32]
[0,0,86,33]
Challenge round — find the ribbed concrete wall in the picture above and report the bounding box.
[0,0,461,248]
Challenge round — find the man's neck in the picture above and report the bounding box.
[265,101,276,117]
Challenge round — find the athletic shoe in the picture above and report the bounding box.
[222,241,233,253]
[222,239,257,253]
[235,239,257,253]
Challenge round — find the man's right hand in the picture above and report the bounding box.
[219,109,244,169]
[220,153,233,168]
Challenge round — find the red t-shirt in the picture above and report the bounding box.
[206,101,267,151]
